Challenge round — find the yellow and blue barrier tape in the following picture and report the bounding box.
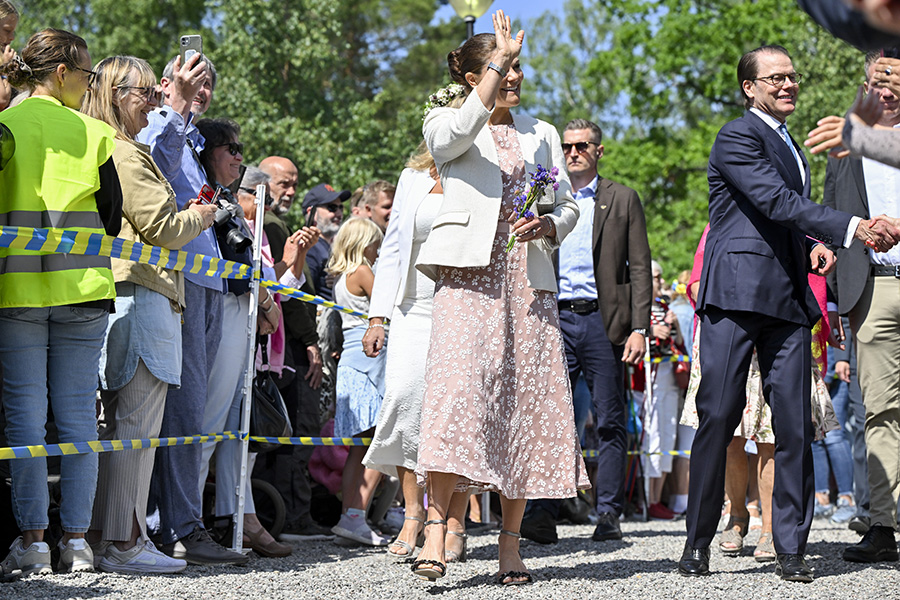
[2,433,687,460]
[0,432,242,461]
[648,355,690,364]
[0,226,367,319]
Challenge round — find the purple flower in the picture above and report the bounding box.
[523,210,535,219]
[553,182,560,191]
[550,166,559,177]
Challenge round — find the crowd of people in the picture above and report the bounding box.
[2,0,900,588]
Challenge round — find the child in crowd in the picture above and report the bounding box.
[327,218,389,545]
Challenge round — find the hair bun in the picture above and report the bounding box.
[447,47,466,85]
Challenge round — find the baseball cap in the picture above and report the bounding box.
[302,183,351,212]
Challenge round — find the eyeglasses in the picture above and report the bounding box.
[72,65,97,86]
[238,187,274,205]
[753,72,802,87]
[217,142,244,156]
[118,85,163,105]
[561,141,598,154]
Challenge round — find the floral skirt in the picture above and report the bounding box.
[415,223,589,499]
[680,322,837,443]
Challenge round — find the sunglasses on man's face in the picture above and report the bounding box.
[217,142,244,156]
[561,141,598,154]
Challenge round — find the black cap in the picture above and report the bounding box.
[302,183,351,212]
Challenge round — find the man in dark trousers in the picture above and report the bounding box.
[520,118,651,545]
[824,52,900,564]
[677,44,896,583]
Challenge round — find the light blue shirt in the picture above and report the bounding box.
[136,106,225,292]
[557,175,599,301]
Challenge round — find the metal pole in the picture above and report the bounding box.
[465,16,475,39]
[232,185,266,551]
[642,335,651,522]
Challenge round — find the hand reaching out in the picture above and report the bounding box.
[168,53,208,119]
[282,226,320,279]
[805,115,849,158]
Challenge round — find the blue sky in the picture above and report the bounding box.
[432,1,549,35]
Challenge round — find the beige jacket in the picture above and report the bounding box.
[417,90,578,293]
[111,138,203,307]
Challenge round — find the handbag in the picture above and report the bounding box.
[249,338,293,453]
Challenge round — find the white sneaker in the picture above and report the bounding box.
[381,507,405,534]
[331,514,391,546]
[1,537,52,576]
[99,539,187,574]
[58,538,94,573]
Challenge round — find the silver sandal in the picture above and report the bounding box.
[388,516,424,559]
[445,529,467,563]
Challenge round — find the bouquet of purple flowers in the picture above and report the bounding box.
[506,164,560,252]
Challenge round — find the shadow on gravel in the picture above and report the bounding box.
[617,528,687,538]
[1,578,113,597]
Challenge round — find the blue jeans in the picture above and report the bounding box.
[812,378,855,496]
[0,306,108,532]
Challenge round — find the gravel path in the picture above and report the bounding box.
[1,519,896,599]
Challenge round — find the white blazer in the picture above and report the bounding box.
[415,89,578,293]
[368,167,437,319]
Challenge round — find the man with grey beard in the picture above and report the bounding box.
[260,156,299,216]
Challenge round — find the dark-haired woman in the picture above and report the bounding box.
[412,11,588,585]
[0,28,121,575]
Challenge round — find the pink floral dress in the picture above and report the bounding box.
[414,123,589,499]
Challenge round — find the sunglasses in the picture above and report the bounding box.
[217,142,244,156]
[118,85,163,105]
[561,141,598,154]
[73,65,98,86]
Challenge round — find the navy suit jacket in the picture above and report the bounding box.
[696,111,852,328]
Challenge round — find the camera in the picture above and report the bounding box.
[212,186,252,252]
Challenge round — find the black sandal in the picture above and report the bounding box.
[411,519,447,581]
[496,529,533,585]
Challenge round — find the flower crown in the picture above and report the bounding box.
[422,83,466,120]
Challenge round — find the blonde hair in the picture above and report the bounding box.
[82,56,156,141]
[326,217,383,276]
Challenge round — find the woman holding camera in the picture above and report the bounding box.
[411,11,588,584]
[195,121,292,557]
[0,28,120,575]
[81,55,217,574]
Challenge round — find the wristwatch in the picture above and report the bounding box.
[632,328,647,336]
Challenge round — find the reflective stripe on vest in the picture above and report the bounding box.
[0,96,116,308]
[0,210,104,229]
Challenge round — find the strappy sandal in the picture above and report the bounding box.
[495,529,533,586]
[411,519,447,581]
[718,515,749,557]
[388,516,424,559]
[754,531,776,563]
[445,530,467,563]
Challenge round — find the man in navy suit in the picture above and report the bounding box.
[676,45,897,583]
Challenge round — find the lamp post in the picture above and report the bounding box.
[449,0,494,39]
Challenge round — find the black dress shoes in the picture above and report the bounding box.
[519,509,558,545]
[677,543,710,576]
[843,525,899,563]
[591,512,623,541]
[775,553,813,582]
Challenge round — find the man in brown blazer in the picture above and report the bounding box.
[521,118,652,544]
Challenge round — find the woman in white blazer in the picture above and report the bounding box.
[411,11,589,586]
[360,140,471,562]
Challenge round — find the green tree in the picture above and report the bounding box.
[527,0,864,275]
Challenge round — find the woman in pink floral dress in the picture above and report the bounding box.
[409,11,588,585]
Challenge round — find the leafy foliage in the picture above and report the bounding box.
[526,0,865,276]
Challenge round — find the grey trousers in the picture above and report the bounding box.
[93,359,166,541]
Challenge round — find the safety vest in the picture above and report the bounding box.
[0,95,117,308]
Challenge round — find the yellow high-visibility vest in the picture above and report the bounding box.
[0,95,117,308]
